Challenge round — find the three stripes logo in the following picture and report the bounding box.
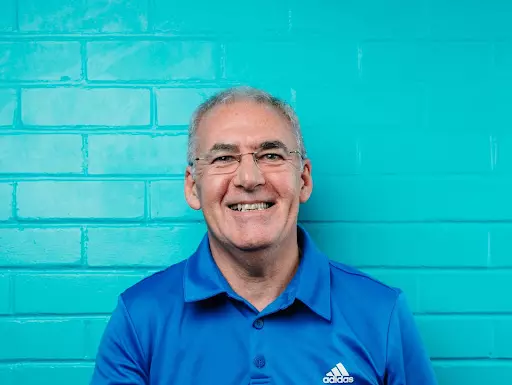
[322,362,354,383]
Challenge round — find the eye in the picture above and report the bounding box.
[212,155,236,164]
[260,152,285,161]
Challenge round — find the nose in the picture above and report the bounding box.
[233,153,265,190]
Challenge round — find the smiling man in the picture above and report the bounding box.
[91,86,438,385]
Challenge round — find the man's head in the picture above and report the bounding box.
[184,86,313,253]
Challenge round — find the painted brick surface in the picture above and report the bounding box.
[0,274,10,314]
[87,41,218,81]
[0,42,81,81]
[0,318,87,359]
[86,225,205,267]
[0,183,13,220]
[1,1,511,384]
[0,89,16,126]
[0,363,94,385]
[150,181,203,219]
[21,88,151,127]
[18,0,148,32]
[88,134,187,175]
[13,273,148,314]
[0,135,83,174]
[16,181,145,219]
[156,88,221,126]
[0,228,81,266]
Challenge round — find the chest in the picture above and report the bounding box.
[147,309,386,385]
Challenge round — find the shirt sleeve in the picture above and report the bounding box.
[385,292,438,385]
[90,296,149,385]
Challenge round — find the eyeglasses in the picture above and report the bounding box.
[193,148,303,175]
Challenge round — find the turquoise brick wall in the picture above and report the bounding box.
[0,1,511,384]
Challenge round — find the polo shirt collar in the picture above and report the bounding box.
[183,225,332,321]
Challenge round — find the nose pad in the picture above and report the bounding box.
[234,153,265,188]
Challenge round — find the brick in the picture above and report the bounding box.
[494,43,512,80]
[430,0,512,39]
[290,0,428,39]
[0,228,81,266]
[0,0,16,31]
[21,88,150,126]
[87,41,217,81]
[416,316,493,358]
[19,0,148,32]
[88,134,187,175]
[361,42,492,84]
[0,183,12,220]
[0,318,86,359]
[303,175,512,222]
[0,42,81,81]
[224,41,357,84]
[428,82,512,132]
[433,362,512,385]
[150,181,204,220]
[418,272,512,313]
[87,225,205,267]
[0,275,10,314]
[0,363,94,385]
[0,134,83,174]
[84,317,109,359]
[152,0,288,34]
[295,83,425,130]
[490,226,512,267]
[496,132,512,173]
[359,269,419,313]
[494,318,512,358]
[14,273,148,314]
[359,132,491,174]
[302,130,358,175]
[302,223,489,268]
[17,181,145,219]
[156,88,221,126]
[0,89,16,126]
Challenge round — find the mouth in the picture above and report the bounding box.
[228,202,275,212]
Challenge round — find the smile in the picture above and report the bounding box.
[228,202,275,212]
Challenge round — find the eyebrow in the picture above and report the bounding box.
[207,140,289,154]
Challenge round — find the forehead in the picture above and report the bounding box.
[195,100,296,150]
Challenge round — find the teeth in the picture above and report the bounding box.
[231,202,271,212]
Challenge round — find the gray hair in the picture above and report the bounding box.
[187,86,306,170]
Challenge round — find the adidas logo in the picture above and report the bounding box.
[322,362,354,383]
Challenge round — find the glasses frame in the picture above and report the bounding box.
[191,149,304,174]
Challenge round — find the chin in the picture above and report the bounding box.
[228,230,276,252]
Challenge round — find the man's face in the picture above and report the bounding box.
[185,100,313,252]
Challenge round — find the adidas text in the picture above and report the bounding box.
[322,376,354,383]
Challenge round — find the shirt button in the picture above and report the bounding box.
[253,319,264,329]
[253,355,266,369]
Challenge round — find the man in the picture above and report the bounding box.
[91,86,437,384]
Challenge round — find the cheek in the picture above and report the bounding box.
[267,173,301,198]
[198,176,231,205]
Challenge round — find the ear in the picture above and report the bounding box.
[299,159,313,204]
[184,166,201,210]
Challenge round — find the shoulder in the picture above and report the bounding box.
[120,259,188,311]
[329,260,402,307]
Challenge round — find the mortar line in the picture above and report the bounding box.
[14,0,19,32]
[145,181,151,223]
[8,274,14,314]
[80,40,88,83]
[14,88,22,128]
[150,88,157,129]
[11,181,18,220]
[81,227,89,267]
[81,135,89,175]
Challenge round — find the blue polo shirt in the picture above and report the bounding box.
[91,226,437,385]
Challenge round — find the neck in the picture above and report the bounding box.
[208,230,300,312]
